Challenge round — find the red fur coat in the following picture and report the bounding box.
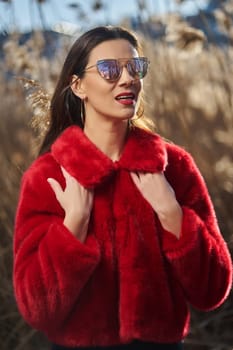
[13,126,232,347]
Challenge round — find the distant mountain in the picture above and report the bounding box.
[130,0,231,46]
[186,1,230,46]
[0,0,231,61]
[0,30,69,60]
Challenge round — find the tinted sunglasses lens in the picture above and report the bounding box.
[129,58,149,79]
[97,60,120,81]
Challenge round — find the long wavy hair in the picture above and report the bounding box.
[39,25,153,155]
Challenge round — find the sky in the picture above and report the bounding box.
[0,0,208,34]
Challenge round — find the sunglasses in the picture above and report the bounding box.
[83,57,149,82]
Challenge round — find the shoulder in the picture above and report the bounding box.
[164,141,199,176]
[17,152,64,215]
[162,140,207,201]
[21,152,61,188]
[135,128,205,195]
[24,125,80,182]
[134,127,195,169]
[165,141,195,166]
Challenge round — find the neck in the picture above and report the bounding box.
[84,120,129,161]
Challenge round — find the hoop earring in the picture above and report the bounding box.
[80,99,85,126]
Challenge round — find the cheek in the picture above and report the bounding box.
[85,85,114,111]
[85,78,110,100]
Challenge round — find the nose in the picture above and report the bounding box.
[118,65,135,86]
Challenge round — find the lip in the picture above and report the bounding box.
[115,92,136,99]
[115,91,136,105]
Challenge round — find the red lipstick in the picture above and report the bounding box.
[115,92,135,105]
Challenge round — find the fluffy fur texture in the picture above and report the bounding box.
[13,126,232,347]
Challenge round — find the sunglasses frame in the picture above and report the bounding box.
[83,57,149,82]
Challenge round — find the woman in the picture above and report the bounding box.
[13,26,232,350]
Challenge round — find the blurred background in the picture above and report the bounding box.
[0,0,232,349]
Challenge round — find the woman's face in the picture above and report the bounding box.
[73,39,142,125]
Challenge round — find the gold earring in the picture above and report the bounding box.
[80,99,85,126]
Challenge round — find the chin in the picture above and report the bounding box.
[121,112,135,120]
[107,110,135,123]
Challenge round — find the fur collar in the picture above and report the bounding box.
[51,125,167,188]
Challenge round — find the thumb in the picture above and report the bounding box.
[47,178,63,199]
[130,172,140,187]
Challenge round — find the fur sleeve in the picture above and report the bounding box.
[13,154,101,331]
[162,145,232,311]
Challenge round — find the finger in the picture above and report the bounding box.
[61,166,71,181]
[130,172,140,186]
[47,178,63,198]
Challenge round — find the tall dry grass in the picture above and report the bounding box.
[143,38,233,350]
[0,22,232,350]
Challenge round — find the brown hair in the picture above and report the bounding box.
[39,25,152,155]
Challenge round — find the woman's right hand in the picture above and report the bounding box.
[47,167,94,242]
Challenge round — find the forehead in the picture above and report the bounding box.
[88,39,139,63]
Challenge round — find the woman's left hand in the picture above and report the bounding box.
[130,172,182,238]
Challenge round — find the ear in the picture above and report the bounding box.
[70,75,87,100]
